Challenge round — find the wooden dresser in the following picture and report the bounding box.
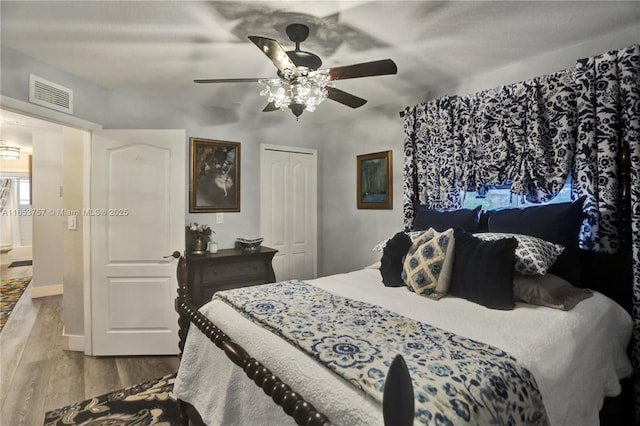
[185,246,277,308]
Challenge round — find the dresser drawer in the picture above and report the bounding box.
[201,260,267,282]
[185,247,278,308]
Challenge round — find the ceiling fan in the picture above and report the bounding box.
[195,23,398,119]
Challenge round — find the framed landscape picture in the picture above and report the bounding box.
[357,150,393,209]
[189,138,240,213]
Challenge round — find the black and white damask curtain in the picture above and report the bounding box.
[573,44,640,421]
[574,44,640,253]
[403,43,640,420]
[402,68,576,230]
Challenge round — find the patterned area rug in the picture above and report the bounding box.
[44,373,181,426]
[0,276,31,332]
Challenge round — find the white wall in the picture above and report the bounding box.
[316,108,406,274]
[31,130,64,296]
[62,127,87,335]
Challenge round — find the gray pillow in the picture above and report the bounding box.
[514,273,593,310]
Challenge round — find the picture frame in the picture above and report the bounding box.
[189,137,241,213]
[357,150,393,209]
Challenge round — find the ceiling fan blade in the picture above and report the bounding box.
[194,78,261,84]
[262,101,279,112]
[326,87,367,108]
[248,36,298,76]
[327,59,397,81]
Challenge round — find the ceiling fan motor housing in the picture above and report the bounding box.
[284,23,322,71]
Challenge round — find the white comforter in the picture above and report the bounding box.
[174,267,632,426]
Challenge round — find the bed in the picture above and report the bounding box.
[174,200,636,426]
[173,153,636,426]
[174,259,632,425]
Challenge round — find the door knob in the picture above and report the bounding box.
[163,250,181,259]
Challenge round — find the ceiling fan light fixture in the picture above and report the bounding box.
[258,69,333,117]
[0,141,20,160]
[259,79,291,108]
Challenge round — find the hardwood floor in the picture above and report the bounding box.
[1,265,180,426]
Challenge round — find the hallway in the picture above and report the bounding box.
[0,264,179,426]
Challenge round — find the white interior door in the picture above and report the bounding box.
[261,145,317,281]
[90,129,185,355]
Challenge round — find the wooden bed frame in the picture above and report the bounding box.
[174,142,633,426]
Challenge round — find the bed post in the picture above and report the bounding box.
[176,255,190,356]
[175,255,192,426]
[619,142,632,255]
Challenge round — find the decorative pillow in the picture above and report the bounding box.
[380,232,413,287]
[486,196,586,285]
[473,233,564,275]
[373,230,426,251]
[448,231,518,310]
[514,273,593,310]
[413,205,482,232]
[401,228,455,300]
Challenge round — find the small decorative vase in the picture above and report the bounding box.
[192,238,205,254]
[208,241,218,254]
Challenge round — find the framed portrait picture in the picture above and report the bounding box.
[189,138,240,213]
[357,150,393,209]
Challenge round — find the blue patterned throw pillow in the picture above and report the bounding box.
[486,196,586,284]
[402,228,455,299]
[473,233,564,275]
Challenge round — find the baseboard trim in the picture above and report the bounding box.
[31,284,63,298]
[63,329,85,352]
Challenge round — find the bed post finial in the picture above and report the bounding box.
[383,354,414,425]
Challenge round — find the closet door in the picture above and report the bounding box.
[261,145,317,281]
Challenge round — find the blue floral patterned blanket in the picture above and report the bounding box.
[214,281,549,425]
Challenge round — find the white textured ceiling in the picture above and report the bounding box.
[1,0,640,138]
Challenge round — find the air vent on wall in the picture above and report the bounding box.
[29,74,73,114]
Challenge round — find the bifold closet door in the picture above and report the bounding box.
[260,145,317,281]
